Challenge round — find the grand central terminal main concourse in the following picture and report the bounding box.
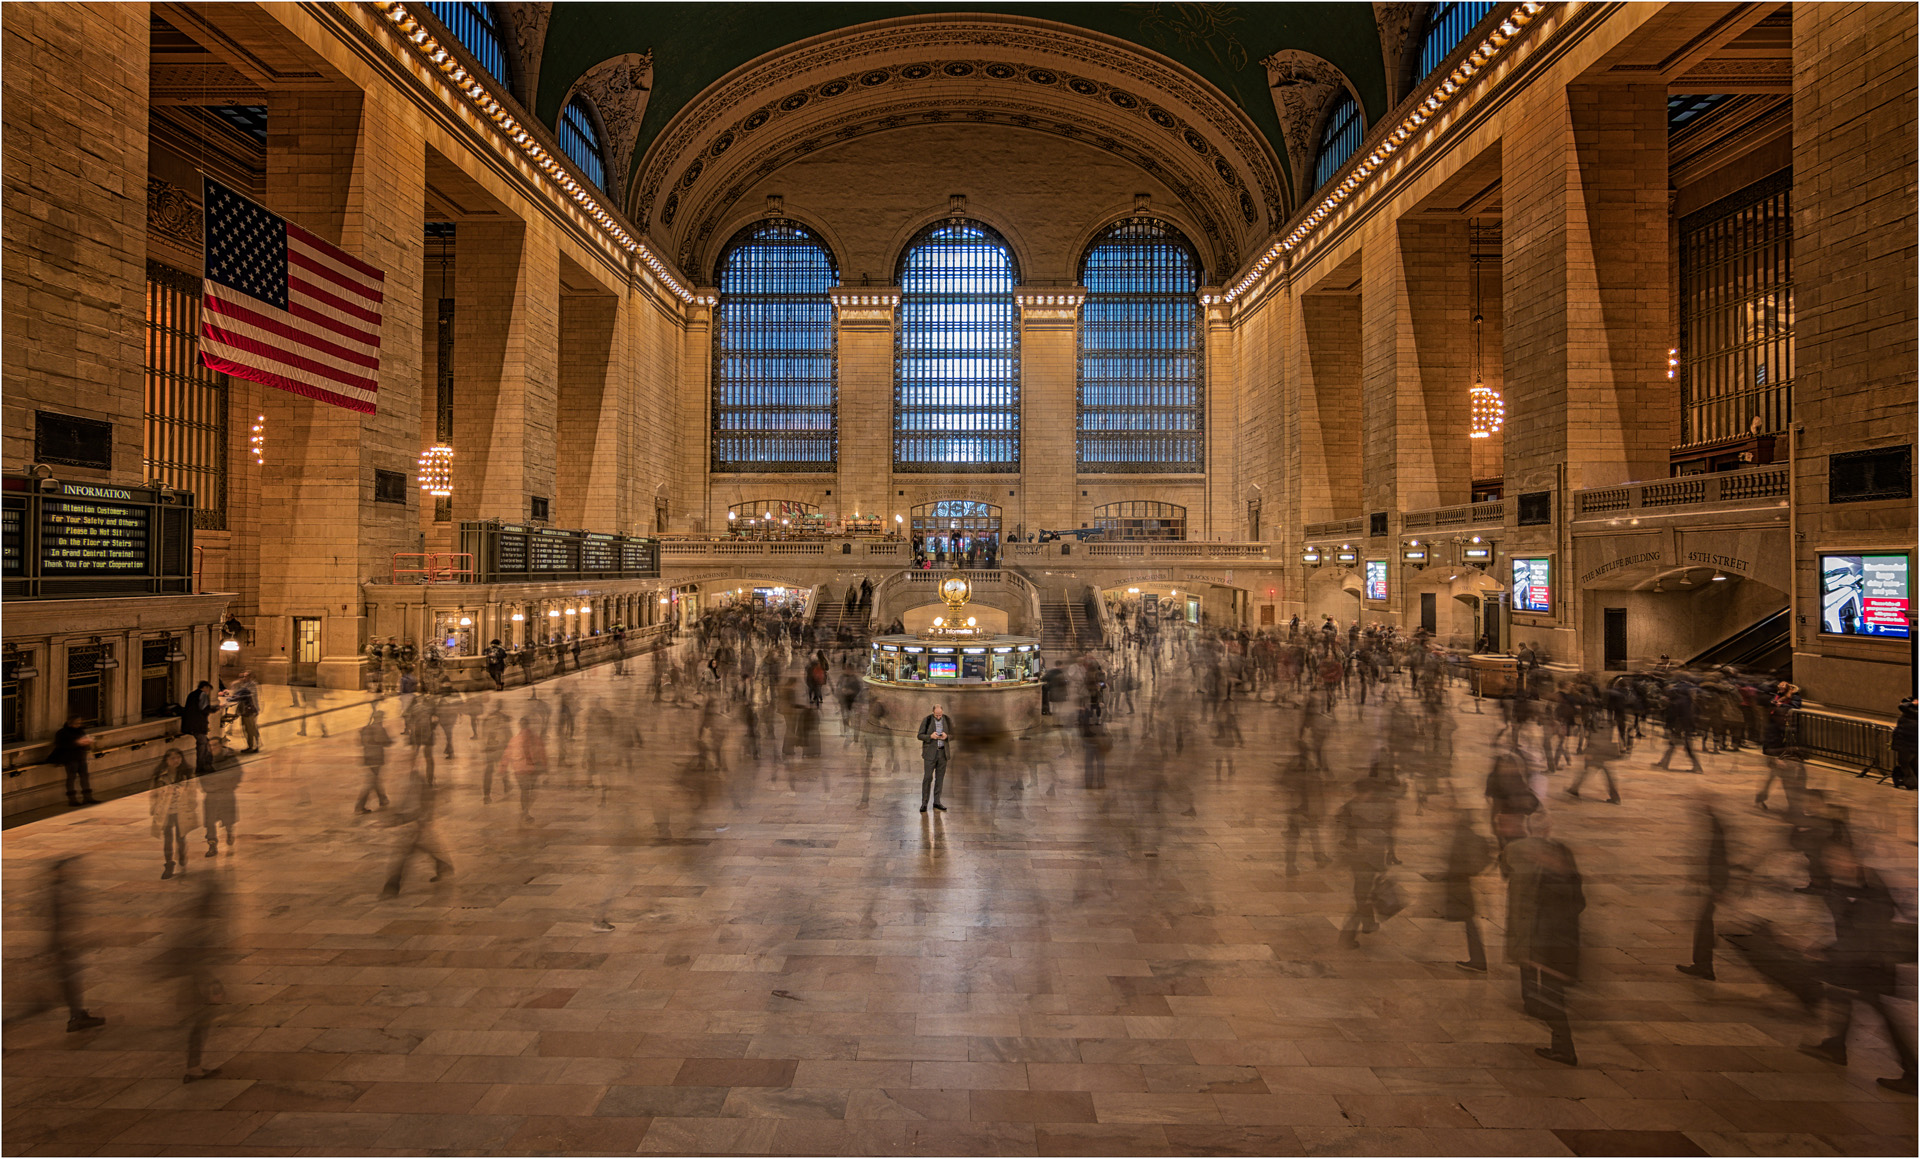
[3,2,1914,1155]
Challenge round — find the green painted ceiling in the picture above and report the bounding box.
[536,3,1389,188]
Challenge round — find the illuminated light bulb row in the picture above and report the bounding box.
[1668,347,1679,379]
[418,444,454,497]
[376,3,696,303]
[1228,1,1545,303]
[248,414,265,464]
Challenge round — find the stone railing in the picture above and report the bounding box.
[1083,542,1270,559]
[1303,517,1367,542]
[1400,500,1506,532]
[660,538,1273,566]
[1574,465,1788,518]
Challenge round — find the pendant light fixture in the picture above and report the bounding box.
[1468,225,1504,439]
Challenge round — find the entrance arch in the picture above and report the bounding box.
[910,500,1002,557]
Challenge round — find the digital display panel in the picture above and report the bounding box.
[1512,557,1551,613]
[497,532,528,572]
[1819,552,1910,639]
[1364,560,1388,601]
[928,657,959,679]
[39,498,149,573]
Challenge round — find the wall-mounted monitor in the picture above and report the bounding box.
[928,657,960,678]
[1512,557,1551,614]
[1364,559,1388,601]
[1819,552,1910,639]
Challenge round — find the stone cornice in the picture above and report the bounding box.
[829,287,901,325]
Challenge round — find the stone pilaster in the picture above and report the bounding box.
[1297,291,1364,525]
[829,289,900,524]
[1200,290,1236,540]
[554,288,621,530]
[1017,289,1084,532]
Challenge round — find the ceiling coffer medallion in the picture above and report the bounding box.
[672,96,1241,276]
[631,19,1287,237]
[568,51,654,200]
[1262,49,1356,203]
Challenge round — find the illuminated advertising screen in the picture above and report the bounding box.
[1819,552,1911,639]
[1364,560,1388,601]
[1512,557,1552,613]
[928,657,959,678]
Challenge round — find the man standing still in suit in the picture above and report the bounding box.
[918,705,952,813]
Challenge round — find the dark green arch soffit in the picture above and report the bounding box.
[536,2,1389,193]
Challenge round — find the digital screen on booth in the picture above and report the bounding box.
[1364,560,1388,601]
[1512,557,1552,613]
[928,657,959,679]
[1819,553,1911,639]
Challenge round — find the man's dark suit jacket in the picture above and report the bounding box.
[917,713,952,757]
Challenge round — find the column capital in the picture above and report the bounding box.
[829,287,901,326]
[1198,286,1232,326]
[1015,288,1085,324]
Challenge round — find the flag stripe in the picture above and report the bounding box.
[201,353,377,414]
[287,221,385,283]
[277,283,382,347]
[287,272,384,330]
[204,292,381,371]
[202,316,381,394]
[288,244,385,306]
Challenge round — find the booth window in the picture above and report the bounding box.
[141,639,175,719]
[895,221,1020,471]
[144,261,227,528]
[65,644,106,727]
[1077,218,1204,473]
[712,220,839,472]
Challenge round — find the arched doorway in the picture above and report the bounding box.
[910,500,1002,559]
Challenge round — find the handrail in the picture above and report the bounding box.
[389,552,475,584]
[1574,465,1788,518]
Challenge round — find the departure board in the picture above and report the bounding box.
[2,499,22,576]
[582,536,616,571]
[530,532,573,571]
[497,531,528,572]
[39,497,150,573]
[620,540,654,571]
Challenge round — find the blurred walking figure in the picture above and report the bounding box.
[1503,822,1586,1065]
[150,748,199,878]
[1440,807,1494,971]
[198,736,243,857]
[176,870,229,1082]
[229,670,262,752]
[1484,749,1541,855]
[1654,679,1704,773]
[1280,752,1329,876]
[479,701,512,803]
[1798,842,1917,1093]
[1676,797,1730,981]
[918,704,952,812]
[381,767,452,898]
[45,857,106,1032]
[505,713,546,821]
[1566,720,1622,803]
[50,713,97,808]
[355,709,392,814]
[1336,778,1399,949]
[403,695,437,786]
[182,680,216,770]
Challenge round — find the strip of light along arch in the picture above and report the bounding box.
[374,2,712,306]
[1225,1,1547,304]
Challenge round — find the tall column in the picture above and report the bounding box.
[1398,219,1473,511]
[1789,2,1918,712]
[554,288,621,530]
[1017,290,1084,534]
[829,290,899,526]
[259,88,425,688]
[454,218,559,523]
[1201,290,1235,540]
[1296,291,1364,525]
[676,300,713,531]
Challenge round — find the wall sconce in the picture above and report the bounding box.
[1302,547,1323,566]
[547,609,560,618]
[91,637,120,669]
[564,607,577,615]
[1710,570,1727,582]
[249,415,265,465]
[164,635,187,662]
[458,616,473,626]
[1334,544,1358,565]
[219,639,241,653]
[1402,540,1428,568]
[419,444,454,497]
[6,648,38,680]
[510,612,525,622]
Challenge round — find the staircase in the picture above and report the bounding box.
[812,597,864,637]
[1040,603,1082,653]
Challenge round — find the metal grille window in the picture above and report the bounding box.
[895,221,1020,471]
[144,261,228,529]
[423,2,510,88]
[66,644,106,726]
[1314,91,1364,190]
[2,658,21,743]
[1077,217,1204,473]
[712,220,839,472]
[559,97,607,192]
[1417,2,1497,83]
[141,638,175,719]
[1679,173,1793,446]
[1092,501,1188,541]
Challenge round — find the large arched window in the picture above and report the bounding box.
[423,2,510,88]
[1076,217,1204,473]
[558,96,608,192]
[1416,2,1497,84]
[1313,89,1364,190]
[711,220,839,473]
[895,221,1020,471]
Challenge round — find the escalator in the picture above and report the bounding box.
[1687,609,1792,679]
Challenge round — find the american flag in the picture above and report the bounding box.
[200,177,385,415]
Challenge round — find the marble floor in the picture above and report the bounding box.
[3,648,1914,1156]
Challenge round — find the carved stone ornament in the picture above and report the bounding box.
[496,2,553,108]
[1261,49,1355,198]
[570,52,654,201]
[1372,2,1427,107]
[147,177,201,247]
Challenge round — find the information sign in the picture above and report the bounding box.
[1364,559,1388,601]
[39,498,149,573]
[1512,557,1551,613]
[497,532,528,572]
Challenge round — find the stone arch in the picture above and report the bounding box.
[1372,2,1431,110]
[496,1,552,110]
[1064,207,1213,286]
[1261,49,1364,208]
[705,202,852,288]
[885,205,1032,289]
[560,52,653,203]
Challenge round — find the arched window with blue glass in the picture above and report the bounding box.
[1416,2,1497,85]
[558,96,608,191]
[711,220,839,473]
[1076,217,1205,474]
[422,2,511,89]
[1313,88,1364,190]
[894,221,1020,472]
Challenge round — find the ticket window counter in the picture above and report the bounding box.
[867,639,1042,685]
